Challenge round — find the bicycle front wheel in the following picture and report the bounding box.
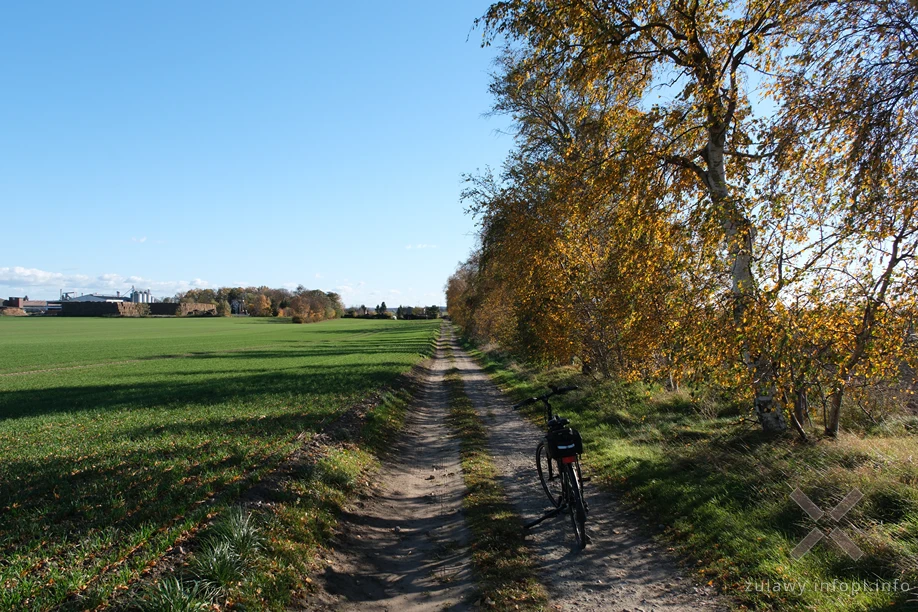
[536,441,562,508]
[565,461,588,549]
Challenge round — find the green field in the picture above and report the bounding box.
[0,317,439,610]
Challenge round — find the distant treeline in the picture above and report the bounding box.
[174,286,344,323]
[344,302,440,320]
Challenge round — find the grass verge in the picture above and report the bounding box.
[443,363,548,611]
[460,338,918,612]
[122,364,423,611]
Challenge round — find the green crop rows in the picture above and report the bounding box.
[0,317,439,610]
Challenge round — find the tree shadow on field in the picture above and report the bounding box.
[0,409,330,609]
[0,361,405,421]
[178,344,430,361]
[234,317,294,325]
[1,410,308,529]
[305,321,436,333]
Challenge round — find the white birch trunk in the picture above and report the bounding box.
[707,137,787,433]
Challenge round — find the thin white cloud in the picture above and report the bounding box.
[405,243,437,250]
[131,236,147,243]
[389,289,402,295]
[0,266,88,287]
[315,273,323,279]
[0,266,209,299]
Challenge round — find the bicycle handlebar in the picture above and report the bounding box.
[552,385,579,393]
[512,397,538,409]
[511,384,579,409]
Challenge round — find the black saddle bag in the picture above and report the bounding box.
[546,427,583,459]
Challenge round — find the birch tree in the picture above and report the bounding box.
[765,0,918,436]
[478,0,825,431]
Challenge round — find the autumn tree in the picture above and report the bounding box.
[288,288,344,322]
[455,0,918,438]
[446,260,479,331]
[177,288,217,304]
[325,292,345,318]
[474,0,842,431]
[763,0,918,436]
[250,294,272,317]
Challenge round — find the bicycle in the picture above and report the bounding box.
[513,385,589,549]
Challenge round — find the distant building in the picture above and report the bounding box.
[62,286,153,304]
[130,287,152,303]
[3,297,57,313]
[66,294,124,303]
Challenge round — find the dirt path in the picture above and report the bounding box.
[447,325,730,612]
[308,324,731,611]
[307,328,476,611]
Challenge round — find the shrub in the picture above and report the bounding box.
[208,507,263,561]
[189,540,244,594]
[135,577,216,611]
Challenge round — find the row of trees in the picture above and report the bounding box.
[343,302,441,319]
[449,0,917,437]
[174,286,345,322]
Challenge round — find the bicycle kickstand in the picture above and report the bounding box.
[524,505,565,530]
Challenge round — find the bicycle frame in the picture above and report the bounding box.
[517,384,588,548]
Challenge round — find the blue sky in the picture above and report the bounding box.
[0,1,510,306]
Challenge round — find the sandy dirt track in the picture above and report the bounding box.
[305,328,476,611]
[306,324,731,611]
[446,325,729,612]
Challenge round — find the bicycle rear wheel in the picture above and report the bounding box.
[536,441,562,508]
[565,461,588,549]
